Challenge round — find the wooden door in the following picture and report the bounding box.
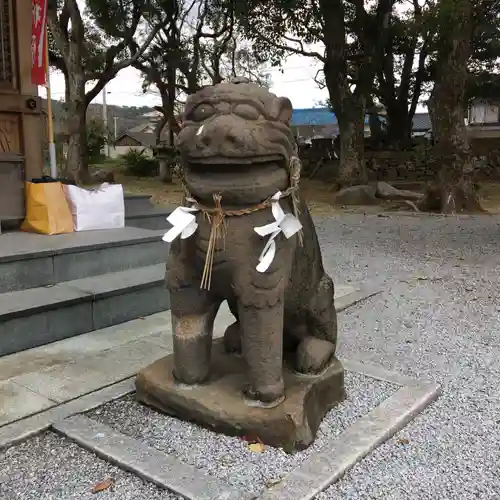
[0,0,43,222]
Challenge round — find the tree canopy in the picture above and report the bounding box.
[47,0,500,212]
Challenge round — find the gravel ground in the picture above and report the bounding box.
[3,213,500,500]
[313,213,500,500]
[88,372,397,496]
[0,432,183,500]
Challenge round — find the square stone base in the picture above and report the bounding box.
[135,340,345,451]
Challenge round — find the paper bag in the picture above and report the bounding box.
[21,181,74,235]
[63,183,125,231]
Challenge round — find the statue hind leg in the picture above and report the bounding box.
[294,274,338,374]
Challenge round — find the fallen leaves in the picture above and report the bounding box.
[91,478,114,494]
[242,434,265,453]
[248,442,265,453]
[401,276,444,284]
[265,478,283,488]
[397,437,410,446]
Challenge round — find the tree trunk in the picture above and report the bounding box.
[425,92,481,213]
[158,158,172,183]
[154,112,172,183]
[155,95,173,184]
[422,0,482,213]
[385,105,413,150]
[368,113,383,149]
[335,99,368,189]
[65,72,89,184]
[65,102,89,184]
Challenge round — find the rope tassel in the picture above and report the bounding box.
[200,193,226,290]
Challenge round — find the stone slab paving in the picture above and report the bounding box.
[0,381,54,427]
[0,284,368,431]
[11,339,169,403]
[0,312,171,382]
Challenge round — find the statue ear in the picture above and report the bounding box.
[275,97,293,124]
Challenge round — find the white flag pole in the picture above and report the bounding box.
[45,30,57,178]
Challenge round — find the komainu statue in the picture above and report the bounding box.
[136,78,345,450]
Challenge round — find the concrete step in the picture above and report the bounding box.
[0,216,22,234]
[0,263,169,357]
[124,193,154,216]
[125,207,174,230]
[0,227,167,293]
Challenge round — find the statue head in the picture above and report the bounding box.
[176,78,297,205]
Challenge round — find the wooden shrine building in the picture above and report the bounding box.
[0,0,43,228]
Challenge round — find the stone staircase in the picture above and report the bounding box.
[0,225,171,357]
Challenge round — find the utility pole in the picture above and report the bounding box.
[113,116,118,140]
[102,87,110,157]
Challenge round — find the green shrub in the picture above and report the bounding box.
[121,149,159,177]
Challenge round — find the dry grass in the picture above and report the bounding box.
[113,171,185,207]
[110,170,500,216]
[114,174,349,216]
[477,182,500,214]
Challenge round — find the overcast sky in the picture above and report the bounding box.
[41,44,426,113]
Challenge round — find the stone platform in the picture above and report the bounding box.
[136,340,346,450]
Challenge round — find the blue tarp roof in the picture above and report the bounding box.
[290,107,431,129]
[291,108,371,126]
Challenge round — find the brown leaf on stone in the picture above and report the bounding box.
[91,478,114,494]
[397,438,410,445]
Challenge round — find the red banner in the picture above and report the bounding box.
[31,0,48,85]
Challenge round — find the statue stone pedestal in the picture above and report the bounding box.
[135,340,345,451]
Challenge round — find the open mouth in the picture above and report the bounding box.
[185,160,287,183]
[186,154,286,167]
[183,157,290,204]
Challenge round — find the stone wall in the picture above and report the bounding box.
[366,149,500,182]
[365,151,431,182]
[300,147,500,183]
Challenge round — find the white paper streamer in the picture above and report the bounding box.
[162,206,199,243]
[254,191,302,273]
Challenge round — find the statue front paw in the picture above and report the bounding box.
[243,379,285,408]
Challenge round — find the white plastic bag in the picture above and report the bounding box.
[63,183,125,231]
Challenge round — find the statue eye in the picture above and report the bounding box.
[190,103,216,121]
[233,104,262,120]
